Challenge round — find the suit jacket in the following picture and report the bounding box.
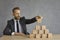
[3,16,37,35]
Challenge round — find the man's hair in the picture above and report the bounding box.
[12,7,20,13]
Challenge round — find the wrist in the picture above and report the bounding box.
[11,32,15,35]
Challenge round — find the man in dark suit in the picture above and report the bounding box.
[3,7,42,35]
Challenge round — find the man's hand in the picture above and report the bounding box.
[12,32,26,36]
[36,16,43,23]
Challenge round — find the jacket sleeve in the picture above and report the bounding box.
[25,17,37,24]
[3,20,12,35]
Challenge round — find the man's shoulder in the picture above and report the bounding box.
[21,16,25,18]
[7,19,13,22]
[7,16,25,22]
[20,16,25,19]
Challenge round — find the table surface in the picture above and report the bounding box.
[0,34,60,40]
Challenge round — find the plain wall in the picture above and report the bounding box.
[0,0,60,36]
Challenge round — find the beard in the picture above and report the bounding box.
[14,16,20,20]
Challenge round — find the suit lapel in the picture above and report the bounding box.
[11,19,15,32]
[19,17,24,33]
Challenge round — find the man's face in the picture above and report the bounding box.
[13,9,20,19]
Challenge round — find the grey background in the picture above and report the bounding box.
[0,0,60,36]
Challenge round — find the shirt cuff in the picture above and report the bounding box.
[11,32,15,35]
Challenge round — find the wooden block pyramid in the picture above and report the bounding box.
[29,17,52,38]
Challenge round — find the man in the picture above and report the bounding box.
[3,7,42,35]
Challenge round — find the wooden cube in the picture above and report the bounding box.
[29,34,35,38]
[39,30,43,34]
[42,34,47,38]
[32,30,38,34]
[44,29,49,34]
[47,33,52,38]
[36,34,41,38]
[35,25,40,30]
[41,25,46,30]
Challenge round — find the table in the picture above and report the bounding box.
[0,34,60,40]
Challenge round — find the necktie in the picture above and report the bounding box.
[16,20,19,32]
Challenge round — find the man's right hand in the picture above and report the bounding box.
[11,32,26,36]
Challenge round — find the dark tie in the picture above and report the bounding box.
[16,20,19,32]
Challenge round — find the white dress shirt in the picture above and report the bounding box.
[14,19,22,32]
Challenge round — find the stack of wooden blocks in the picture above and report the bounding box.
[29,25,52,38]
